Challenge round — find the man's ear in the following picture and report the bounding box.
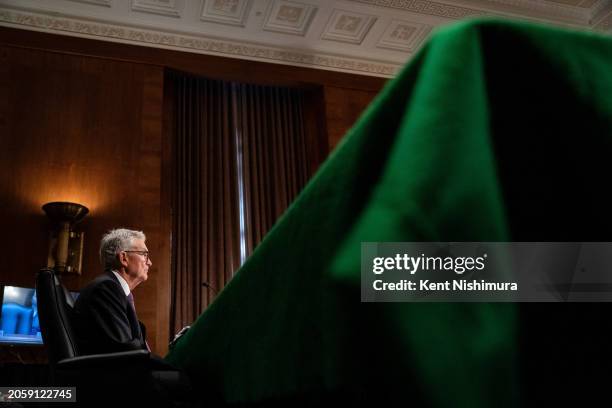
[118,252,129,268]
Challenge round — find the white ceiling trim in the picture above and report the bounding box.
[0,5,401,77]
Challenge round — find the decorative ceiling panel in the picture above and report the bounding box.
[321,9,377,44]
[263,0,317,36]
[131,0,182,17]
[377,19,431,52]
[68,0,112,6]
[200,0,252,26]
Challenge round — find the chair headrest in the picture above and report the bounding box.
[36,268,79,364]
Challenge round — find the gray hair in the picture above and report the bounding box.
[100,228,146,271]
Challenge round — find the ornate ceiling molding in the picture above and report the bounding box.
[471,0,590,22]
[348,0,593,25]
[592,2,612,31]
[348,0,487,20]
[590,0,611,20]
[0,6,400,78]
[1,0,608,79]
[593,8,612,32]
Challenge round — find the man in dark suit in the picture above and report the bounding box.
[73,228,151,354]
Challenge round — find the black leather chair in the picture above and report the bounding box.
[36,268,194,407]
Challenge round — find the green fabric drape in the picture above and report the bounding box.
[166,18,612,407]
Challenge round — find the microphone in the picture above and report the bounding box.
[169,325,191,349]
[202,281,218,295]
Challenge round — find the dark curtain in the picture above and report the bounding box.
[170,73,241,334]
[235,84,310,254]
[169,73,313,335]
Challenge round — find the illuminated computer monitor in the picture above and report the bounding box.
[0,285,78,346]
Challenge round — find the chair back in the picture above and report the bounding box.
[36,268,79,365]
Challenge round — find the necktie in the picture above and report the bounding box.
[127,292,135,310]
[127,292,151,352]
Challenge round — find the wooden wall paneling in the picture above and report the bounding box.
[0,45,167,355]
[160,70,176,351]
[302,85,329,175]
[323,85,381,150]
[0,26,386,169]
[134,64,166,354]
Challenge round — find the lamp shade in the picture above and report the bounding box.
[42,202,89,224]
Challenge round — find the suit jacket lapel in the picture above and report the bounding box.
[107,271,145,346]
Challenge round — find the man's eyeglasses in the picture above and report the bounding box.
[123,250,151,262]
